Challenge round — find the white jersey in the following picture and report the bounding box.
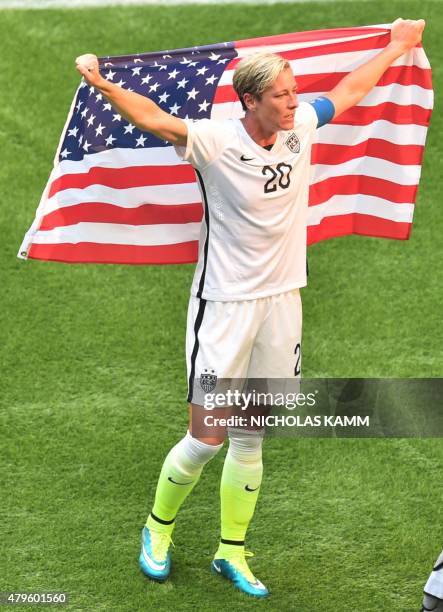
[174,101,318,301]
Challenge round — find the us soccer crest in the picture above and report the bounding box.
[200,369,217,392]
[285,133,300,153]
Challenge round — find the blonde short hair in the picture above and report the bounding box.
[233,52,290,111]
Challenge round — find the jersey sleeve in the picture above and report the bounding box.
[173,118,226,170]
[308,96,335,128]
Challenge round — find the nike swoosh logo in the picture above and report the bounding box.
[245,484,260,492]
[142,544,166,571]
[240,154,254,162]
[213,562,221,573]
[168,476,193,486]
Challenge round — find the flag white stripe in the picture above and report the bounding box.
[57,145,187,176]
[312,158,421,185]
[31,221,202,246]
[315,121,429,146]
[307,195,414,225]
[44,182,202,215]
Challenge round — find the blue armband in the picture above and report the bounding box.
[309,96,335,128]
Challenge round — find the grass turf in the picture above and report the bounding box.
[0,1,442,610]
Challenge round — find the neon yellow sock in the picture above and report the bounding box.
[147,432,223,533]
[148,453,202,529]
[217,444,263,551]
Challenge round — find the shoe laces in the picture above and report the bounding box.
[150,530,175,561]
[227,550,256,583]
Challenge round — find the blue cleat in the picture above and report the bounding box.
[139,526,174,582]
[211,550,269,598]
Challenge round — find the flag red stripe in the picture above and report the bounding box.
[28,241,199,265]
[230,33,390,69]
[49,164,196,198]
[235,27,389,48]
[307,212,411,244]
[214,65,432,103]
[39,202,203,230]
[311,140,424,166]
[309,175,417,206]
[331,102,430,126]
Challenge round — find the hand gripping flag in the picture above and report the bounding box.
[18,24,433,265]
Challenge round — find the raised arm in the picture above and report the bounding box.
[75,53,188,146]
[325,18,426,119]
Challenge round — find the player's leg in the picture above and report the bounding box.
[422,549,443,611]
[140,295,252,582]
[140,424,224,582]
[212,289,302,596]
[212,425,269,597]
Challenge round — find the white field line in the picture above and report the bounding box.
[0,0,378,9]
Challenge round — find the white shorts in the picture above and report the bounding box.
[186,289,302,405]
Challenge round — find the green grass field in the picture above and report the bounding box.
[1,1,442,610]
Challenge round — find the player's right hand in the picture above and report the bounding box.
[75,53,102,87]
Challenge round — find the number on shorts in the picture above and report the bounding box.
[294,343,301,376]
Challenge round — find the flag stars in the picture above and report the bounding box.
[103,102,112,111]
[68,126,79,137]
[81,108,88,118]
[187,87,199,100]
[177,77,188,89]
[198,100,210,113]
[105,134,116,147]
[149,82,160,92]
[168,69,180,79]
[124,124,135,134]
[87,114,96,126]
[141,74,152,85]
[105,69,116,80]
[188,61,198,68]
[75,100,83,112]
[208,52,221,61]
[205,74,217,86]
[169,103,181,115]
[60,148,71,158]
[95,123,105,136]
[112,113,122,122]
[131,67,142,76]
[217,58,229,64]
[135,134,147,147]
[180,57,191,65]
[196,66,209,75]
[83,140,91,152]
[158,91,170,104]
[116,79,126,88]
[95,93,103,102]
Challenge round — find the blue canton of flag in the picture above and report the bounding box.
[60,42,238,162]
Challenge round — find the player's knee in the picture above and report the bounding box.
[227,428,264,464]
[189,431,226,447]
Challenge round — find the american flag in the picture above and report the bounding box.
[18,24,433,265]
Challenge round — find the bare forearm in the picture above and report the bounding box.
[334,42,405,102]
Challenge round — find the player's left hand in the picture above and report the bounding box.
[390,18,426,53]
